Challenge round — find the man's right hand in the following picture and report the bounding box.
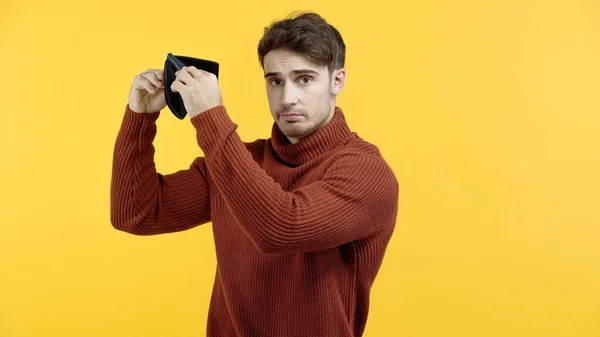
[128,69,166,113]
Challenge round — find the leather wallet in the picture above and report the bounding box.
[164,53,219,119]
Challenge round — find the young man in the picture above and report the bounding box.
[111,11,399,337]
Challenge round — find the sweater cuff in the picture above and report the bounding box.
[190,105,237,154]
[124,104,161,124]
[119,105,161,144]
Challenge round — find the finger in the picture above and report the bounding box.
[135,76,157,94]
[185,66,201,77]
[175,69,194,84]
[196,68,216,80]
[148,69,164,81]
[170,80,184,93]
[187,67,214,80]
[179,66,202,78]
[142,71,164,88]
[147,68,162,76]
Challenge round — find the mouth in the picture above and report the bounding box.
[281,113,304,122]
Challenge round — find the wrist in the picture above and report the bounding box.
[188,103,220,118]
[126,104,158,115]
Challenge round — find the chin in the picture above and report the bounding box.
[279,124,309,138]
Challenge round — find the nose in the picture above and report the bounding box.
[282,83,299,106]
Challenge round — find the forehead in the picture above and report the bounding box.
[263,49,326,73]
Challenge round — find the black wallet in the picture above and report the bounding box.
[164,53,219,119]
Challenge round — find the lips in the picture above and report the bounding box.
[281,113,303,122]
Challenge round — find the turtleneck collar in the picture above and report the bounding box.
[270,106,353,166]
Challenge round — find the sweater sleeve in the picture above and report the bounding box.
[110,105,212,235]
[190,106,399,254]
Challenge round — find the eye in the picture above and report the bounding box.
[269,79,282,86]
[299,76,312,84]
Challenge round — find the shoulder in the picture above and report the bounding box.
[243,138,267,151]
[331,133,395,173]
[243,138,268,162]
[325,136,399,230]
[324,134,398,190]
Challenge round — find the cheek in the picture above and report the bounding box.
[304,87,329,106]
[310,82,331,97]
[266,90,278,105]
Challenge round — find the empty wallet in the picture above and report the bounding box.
[163,53,219,119]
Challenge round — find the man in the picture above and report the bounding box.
[111,11,399,337]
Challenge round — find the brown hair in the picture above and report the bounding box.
[257,12,346,74]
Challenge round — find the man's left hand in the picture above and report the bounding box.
[170,66,222,118]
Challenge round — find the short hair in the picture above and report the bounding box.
[257,11,346,74]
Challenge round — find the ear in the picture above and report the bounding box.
[330,68,346,95]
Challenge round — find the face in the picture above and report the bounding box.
[263,49,345,144]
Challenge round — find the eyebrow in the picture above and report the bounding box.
[264,69,319,78]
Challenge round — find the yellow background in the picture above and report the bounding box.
[1,0,599,336]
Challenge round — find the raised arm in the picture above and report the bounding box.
[191,106,398,254]
[110,105,212,235]
[110,68,213,235]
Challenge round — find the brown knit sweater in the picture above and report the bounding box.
[110,104,399,337]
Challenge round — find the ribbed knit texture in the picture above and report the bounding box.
[110,104,399,337]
